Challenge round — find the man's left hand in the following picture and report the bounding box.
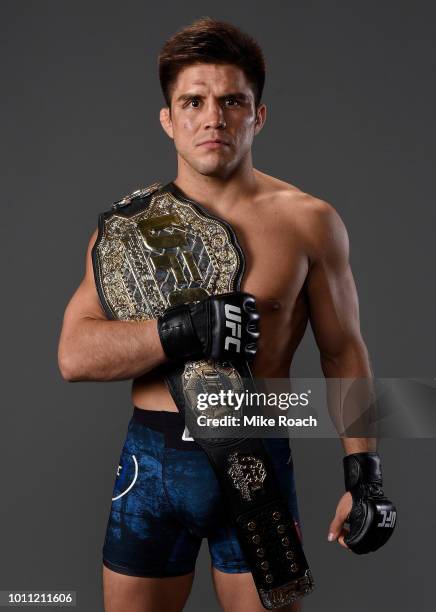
[327,492,353,551]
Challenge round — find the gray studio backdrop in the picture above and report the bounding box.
[1,1,435,610]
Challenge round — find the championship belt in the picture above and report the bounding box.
[92,181,314,608]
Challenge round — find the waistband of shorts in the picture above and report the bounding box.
[131,408,292,455]
[132,407,201,450]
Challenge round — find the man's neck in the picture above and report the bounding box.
[173,157,259,213]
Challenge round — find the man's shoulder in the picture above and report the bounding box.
[255,170,339,223]
[255,170,348,259]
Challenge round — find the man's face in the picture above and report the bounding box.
[160,63,266,179]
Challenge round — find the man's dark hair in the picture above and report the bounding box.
[158,17,266,107]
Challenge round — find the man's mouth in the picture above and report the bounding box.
[197,138,230,148]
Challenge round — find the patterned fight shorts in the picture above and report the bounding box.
[103,408,302,577]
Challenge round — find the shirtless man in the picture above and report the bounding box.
[58,18,394,612]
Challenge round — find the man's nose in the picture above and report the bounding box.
[203,102,226,129]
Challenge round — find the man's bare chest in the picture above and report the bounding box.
[221,212,309,314]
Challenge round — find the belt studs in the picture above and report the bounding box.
[260,561,269,570]
[272,511,281,521]
[256,547,265,558]
[265,574,274,584]
[281,536,290,546]
[277,524,286,534]
[247,521,256,531]
[290,562,299,573]
[285,550,295,560]
[251,534,261,544]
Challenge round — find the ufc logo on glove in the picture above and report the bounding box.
[225,304,242,353]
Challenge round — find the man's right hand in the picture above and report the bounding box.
[157,292,260,362]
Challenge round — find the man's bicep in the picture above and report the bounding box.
[304,203,363,358]
[307,257,362,357]
[62,228,107,326]
[305,200,361,357]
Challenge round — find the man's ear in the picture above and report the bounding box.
[254,103,267,135]
[159,107,174,139]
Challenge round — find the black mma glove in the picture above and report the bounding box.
[343,452,397,554]
[157,291,260,362]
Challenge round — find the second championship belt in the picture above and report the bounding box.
[92,181,314,609]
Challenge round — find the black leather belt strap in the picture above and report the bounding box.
[164,362,314,609]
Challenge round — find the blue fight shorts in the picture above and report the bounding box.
[103,408,302,578]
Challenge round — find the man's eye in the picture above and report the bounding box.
[190,98,200,108]
[225,97,239,106]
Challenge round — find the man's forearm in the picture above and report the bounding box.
[340,436,376,454]
[321,342,377,453]
[58,318,167,382]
